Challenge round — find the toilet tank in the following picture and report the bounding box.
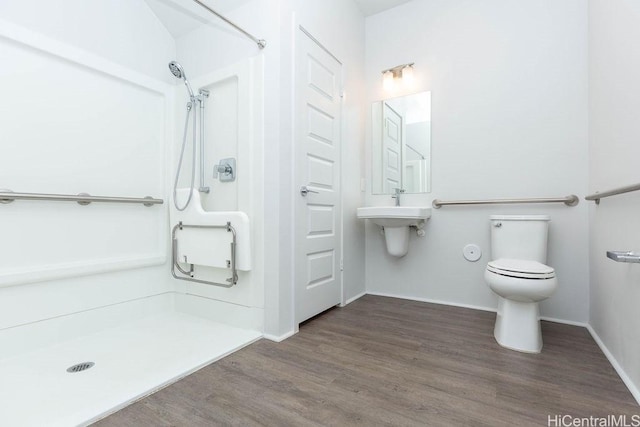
[490,215,550,263]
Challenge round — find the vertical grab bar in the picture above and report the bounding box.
[198,89,210,193]
[171,221,238,287]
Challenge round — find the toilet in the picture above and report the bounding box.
[484,215,558,353]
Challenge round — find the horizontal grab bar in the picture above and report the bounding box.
[0,189,163,207]
[432,195,579,209]
[585,183,640,205]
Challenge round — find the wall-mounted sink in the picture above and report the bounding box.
[356,206,431,227]
[357,206,432,257]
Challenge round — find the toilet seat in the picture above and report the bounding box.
[487,258,555,280]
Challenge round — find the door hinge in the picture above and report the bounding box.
[340,259,344,271]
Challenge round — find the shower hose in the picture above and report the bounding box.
[173,102,197,211]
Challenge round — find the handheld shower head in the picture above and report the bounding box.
[168,61,184,78]
[168,61,195,100]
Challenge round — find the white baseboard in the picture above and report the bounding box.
[586,324,640,405]
[539,316,588,327]
[263,291,365,342]
[342,291,366,306]
[367,292,591,328]
[263,330,296,343]
[366,291,496,313]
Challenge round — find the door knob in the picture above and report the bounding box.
[300,186,319,197]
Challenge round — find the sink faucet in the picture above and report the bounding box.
[392,188,405,206]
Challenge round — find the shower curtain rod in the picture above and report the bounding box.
[191,0,266,49]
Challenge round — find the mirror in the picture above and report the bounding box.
[372,91,431,194]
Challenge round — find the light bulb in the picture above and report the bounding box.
[402,65,414,86]
[383,70,394,91]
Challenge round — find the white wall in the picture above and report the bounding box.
[0,0,176,330]
[589,0,640,400]
[364,0,590,322]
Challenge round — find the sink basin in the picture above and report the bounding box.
[357,206,432,257]
[356,206,432,227]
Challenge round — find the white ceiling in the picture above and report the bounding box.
[145,0,416,39]
[352,0,415,17]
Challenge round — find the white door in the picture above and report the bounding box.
[382,102,403,193]
[294,27,342,324]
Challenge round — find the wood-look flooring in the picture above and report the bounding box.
[95,295,639,426]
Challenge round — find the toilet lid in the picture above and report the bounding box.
[487,258,555,279]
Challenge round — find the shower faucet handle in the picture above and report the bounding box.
[215,164,232,174]
[214,158,236,183]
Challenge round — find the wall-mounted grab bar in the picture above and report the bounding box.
[585,183,640,205]
[432,195,579,209]
[171,222,238,287]
[0,189,162,206]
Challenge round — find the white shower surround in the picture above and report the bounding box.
[0,18,170,290]
[0,2,265,423]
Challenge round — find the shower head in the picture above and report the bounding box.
[168,61,195,100]
[168,61,185,79]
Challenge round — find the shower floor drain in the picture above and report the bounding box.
[66,362,95,373]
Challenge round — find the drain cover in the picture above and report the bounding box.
[66,362,95,373]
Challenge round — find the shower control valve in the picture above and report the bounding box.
[214,158,236,182]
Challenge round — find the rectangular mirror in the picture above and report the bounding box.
[372,91,431,194]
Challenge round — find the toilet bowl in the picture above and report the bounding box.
[484,215,558,353]
[485,259,557,353]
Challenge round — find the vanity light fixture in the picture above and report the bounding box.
[381,63,415,90]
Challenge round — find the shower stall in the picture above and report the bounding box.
[0,0,266,425]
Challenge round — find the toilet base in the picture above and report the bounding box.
[494,297,542,353]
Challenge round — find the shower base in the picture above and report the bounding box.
[0,293,261,426]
